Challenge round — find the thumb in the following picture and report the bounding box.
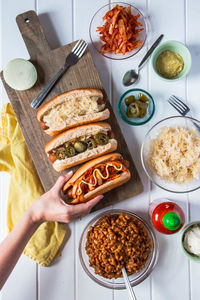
[53,171,73,194]
[85,195,104,211]
[69,195,104,216]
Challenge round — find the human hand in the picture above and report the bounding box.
[29,171,103,224]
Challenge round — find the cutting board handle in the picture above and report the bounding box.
[16,10,50,59]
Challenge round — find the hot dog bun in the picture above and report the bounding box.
[63,153,131,203]
[45,123,117,171]
[37,88,110,136]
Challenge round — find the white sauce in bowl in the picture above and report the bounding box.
[183,225,200,256]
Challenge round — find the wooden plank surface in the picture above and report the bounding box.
[0,3,38,300]
[0,0,37,300]
[0,10,143,212]
[148,1,190,300]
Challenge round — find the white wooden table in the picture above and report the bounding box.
[1,0,200,299]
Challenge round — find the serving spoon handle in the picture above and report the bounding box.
[122,267,138,300]
[138,34,164,70]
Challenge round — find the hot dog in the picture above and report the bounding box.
[63,153,131,204]
[37,88,110,136]
[45,122,117,171]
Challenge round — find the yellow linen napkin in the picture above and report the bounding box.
[0,103,66,267]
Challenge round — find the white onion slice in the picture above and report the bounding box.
[3,58,37,91]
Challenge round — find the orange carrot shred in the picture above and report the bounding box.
[97,4,144,55]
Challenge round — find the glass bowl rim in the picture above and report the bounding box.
[141,115,200,193]
[89,2,147,60]
[79,209,159,289]
[118,88,155,126]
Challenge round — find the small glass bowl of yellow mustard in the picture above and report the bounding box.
[118,89,155,126]
[152,40,192,81]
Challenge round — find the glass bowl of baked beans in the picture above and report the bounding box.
[79,209,158,289]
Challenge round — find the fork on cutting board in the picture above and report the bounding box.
[31,39,88,109]
[168,95,200,132]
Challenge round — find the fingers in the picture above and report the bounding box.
[69,195,104,220]
[54,194,104,223]
[53,171,73,195]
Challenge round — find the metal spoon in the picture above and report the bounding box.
[123,34,164,86]
[122,267,137,300]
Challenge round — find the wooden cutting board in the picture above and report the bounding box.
[1,10,143,211]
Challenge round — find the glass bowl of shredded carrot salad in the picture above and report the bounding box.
[89,2,147,60]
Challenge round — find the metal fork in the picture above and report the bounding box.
[31,40,88,109]
[168,95,200,132]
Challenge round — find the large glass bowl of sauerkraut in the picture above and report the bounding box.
[141,116,200,193]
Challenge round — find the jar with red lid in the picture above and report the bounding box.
[149,198,185,234]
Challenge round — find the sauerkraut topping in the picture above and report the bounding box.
[150,126,200,184]
[43,96,105,130]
